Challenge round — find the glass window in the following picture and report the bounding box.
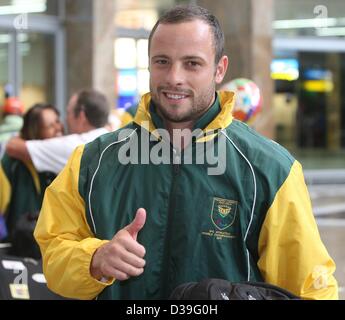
[274,0,345,38]
[19,32,55,109]
[137,39,148,69]
[115,37,150,108]
[0,0,59,16]
[0,32,9,109]
[137,69,150,96]
[115,38,137,69]
[272,50,345,168]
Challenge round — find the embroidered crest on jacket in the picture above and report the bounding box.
[211,197,237,231]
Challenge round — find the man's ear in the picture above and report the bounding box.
[215,55,229,84]
[77,108,89,126]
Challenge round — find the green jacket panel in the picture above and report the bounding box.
[1,154,55,236]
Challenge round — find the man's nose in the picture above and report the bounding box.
[165,63,185,86]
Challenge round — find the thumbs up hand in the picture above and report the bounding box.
[90,208,147,281]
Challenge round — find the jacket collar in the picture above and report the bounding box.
[133,91,235,140]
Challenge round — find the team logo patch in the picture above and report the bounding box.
[211,197,237,231]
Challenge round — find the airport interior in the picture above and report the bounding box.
[0,0,345,300]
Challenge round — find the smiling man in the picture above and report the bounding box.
[149,19,227,124]
[34,5,338,300]
[148,16,227,150]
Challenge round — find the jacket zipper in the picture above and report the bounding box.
[161,148,180,298]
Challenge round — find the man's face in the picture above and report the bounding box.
[66,94,80,134]
[149,19,228,124]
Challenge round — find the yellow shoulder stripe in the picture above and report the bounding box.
[257,160,338,299]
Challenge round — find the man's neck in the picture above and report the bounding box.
[81,123,97,133]
[71,124,97,135]
[151,93,218,151]
[163,119,194,151]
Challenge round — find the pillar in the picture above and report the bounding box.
[65,0,115,108]
[197,0,275,138]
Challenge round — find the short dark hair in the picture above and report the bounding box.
[74,89,109,128]
[21,103,60,140]
[148,5,225,64]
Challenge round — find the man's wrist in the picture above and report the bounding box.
[90,248,103,280]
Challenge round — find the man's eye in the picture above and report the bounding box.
[155,60,168,65]
[187,61,200,67]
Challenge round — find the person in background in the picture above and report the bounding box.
[0,103,63,245]
[6,89,110,175]
[34,5,337,300]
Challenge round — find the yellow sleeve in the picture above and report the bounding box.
[257,161,338,300]
[34,145,114,300]
[0,164,11,215]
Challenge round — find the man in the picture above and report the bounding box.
[6,89,110,174]
[34,5,338,300]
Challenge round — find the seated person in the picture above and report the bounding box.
[0,103,63,254]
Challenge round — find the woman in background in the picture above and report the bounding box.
[0,103,63,256]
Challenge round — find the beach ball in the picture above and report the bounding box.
[221,78,262,124]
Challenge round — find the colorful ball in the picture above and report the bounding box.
[221,78,262,124]
[3,97,24,115]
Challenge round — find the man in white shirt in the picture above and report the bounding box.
[6,89,111,174]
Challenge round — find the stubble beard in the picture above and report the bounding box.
[151,86,216,124]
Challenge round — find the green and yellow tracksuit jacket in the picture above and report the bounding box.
[0,154,55,238]
[34,91,338,300]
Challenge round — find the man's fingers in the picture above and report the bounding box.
[108,240,145,267]
[106,260,144,279]
[102,266,129,281]
[122,251,146,269]
[121,238,146,258]
[113,270,129,281]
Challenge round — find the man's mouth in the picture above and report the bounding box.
[162,91,190,101]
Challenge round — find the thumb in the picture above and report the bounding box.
[125,208,146,240]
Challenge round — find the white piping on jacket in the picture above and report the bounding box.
[220,130,257,282]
